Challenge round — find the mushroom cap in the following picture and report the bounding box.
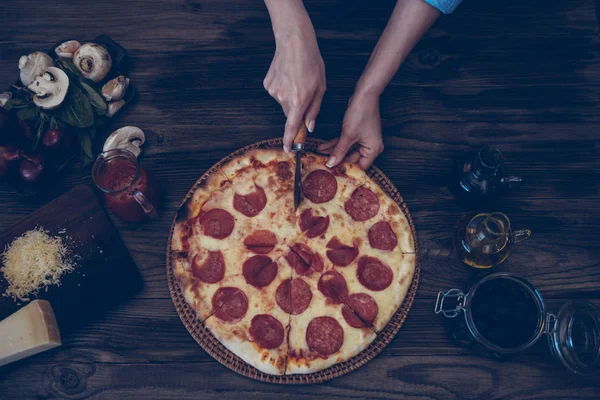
[18,52,54,87]
[55,40,81,59]
[73,43,112,83]
[27,67,70,110]
[103,126,145,157]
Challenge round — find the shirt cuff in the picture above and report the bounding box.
[423,0,462,14]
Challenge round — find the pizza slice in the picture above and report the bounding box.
[286,264,377,374]
[202,252,294,375]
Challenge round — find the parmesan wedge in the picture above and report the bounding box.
[0,300,62,366]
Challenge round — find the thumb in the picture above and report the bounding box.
[326,134,355,168]
[282,107,306,153]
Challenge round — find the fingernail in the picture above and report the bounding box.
[307,120,315,133]
[283,144,290,153]
[326,156,337,168]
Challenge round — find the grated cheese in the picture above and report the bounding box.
[1,228,74,301]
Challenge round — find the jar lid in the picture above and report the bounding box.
[548,301,600,375]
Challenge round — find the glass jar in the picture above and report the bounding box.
[435,273,600,375]
[92,149,160,222]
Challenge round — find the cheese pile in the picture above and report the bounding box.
[1,228,74,301]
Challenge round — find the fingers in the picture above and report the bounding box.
[282,107,305,153]
[326,134,355,168]
[345,150,361,164]
[357,143,384,170]
[304,88,325,133]
[317,137,338,154]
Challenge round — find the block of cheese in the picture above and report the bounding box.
[0,300,62,367]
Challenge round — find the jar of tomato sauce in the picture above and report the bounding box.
[92,149,159,222]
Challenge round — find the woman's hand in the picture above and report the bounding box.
[318,93,384,170]
[263,1,326,152]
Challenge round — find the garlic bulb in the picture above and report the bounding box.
[18,52,54,87]
[55,40,81,59]
[102,75,129,102]
[73,43,112,83]
[106,99,125,117]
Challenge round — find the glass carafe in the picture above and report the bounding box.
[453,212,531,268]
[449,146,522,204]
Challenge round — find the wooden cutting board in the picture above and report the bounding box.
[0,185,142,336]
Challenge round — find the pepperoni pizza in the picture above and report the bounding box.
[171,149,415,375]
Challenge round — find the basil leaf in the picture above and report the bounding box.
[4,97,30,110]
[56,59,81,77]
[16,106,38,122]
[32,117,47,151]
[78,131,95,166]
[81,82,107,114]
[57,84,94,128]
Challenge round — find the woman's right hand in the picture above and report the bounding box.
[263,1,326,152]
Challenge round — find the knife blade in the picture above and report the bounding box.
[293,124,308,210]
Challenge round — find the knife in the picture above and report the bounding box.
[293,124,308,210]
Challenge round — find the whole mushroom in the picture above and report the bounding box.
[27,67,70,110]
[73,43,112,82]
[106,99,125,117]
[103,126,145,157]
[19,52,54,87]
[102,75,129,102]
[55,40,81,59]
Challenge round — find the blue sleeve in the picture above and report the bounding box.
[423,0,462,14]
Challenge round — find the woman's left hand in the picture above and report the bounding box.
[318,93,384,170]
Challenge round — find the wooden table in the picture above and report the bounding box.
[1,0,599,398]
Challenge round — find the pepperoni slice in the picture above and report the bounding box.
[199,209,234,239]
[285,244,323,275]
[243,255,278,288]
[244,230,277,254]
[212,287,248,322]
[326,237,359,267]
[342,293,378,328]
[191,251,225,283]
[302,170,337,204]
[344,187,380,221]
[299,209,330,238]
[357,256,393,291]
[249,314,285,349]
[368,221,398,251]
[306,316,344,355]
[318,271,348,304]
[276,278,312,315]
[233,185,267,217]
[277,161,292,180]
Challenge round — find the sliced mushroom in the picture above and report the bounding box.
[27,67,69,110]
[106,99,125,118]
[55,40,81,59]
[103,126,145,157]
[102,75,129,102]
[73,43,112,82]
[18,52,54,87]
[0,92,12,108]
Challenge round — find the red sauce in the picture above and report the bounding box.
[97,157,160,222]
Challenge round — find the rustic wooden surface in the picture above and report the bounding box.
[1,0,599,398]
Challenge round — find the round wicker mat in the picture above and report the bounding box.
[166,138,420,384]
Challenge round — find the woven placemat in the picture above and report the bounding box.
[166,138,420,384]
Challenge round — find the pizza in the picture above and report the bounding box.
[170,148,416,375]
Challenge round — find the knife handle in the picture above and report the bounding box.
[293,124,307,146]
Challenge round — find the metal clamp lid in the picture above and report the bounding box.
[435,289,466,318]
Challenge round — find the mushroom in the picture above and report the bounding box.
[103,126,145,157]
[55,40,81,59]
[102,75,129,102]
[27,67,69,110]
[106,99,125,117]
[0,92,12,108]
[18,52,54,87]
[73,43,112,82]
